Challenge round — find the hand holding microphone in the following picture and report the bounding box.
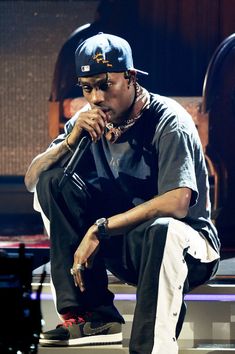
[68,107,110,145]
[59,107,109,189]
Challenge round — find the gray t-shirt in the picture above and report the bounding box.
[52,93,220,252]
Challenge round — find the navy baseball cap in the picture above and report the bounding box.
[75,32,148,77]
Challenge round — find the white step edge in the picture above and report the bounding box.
[38,345,235,354]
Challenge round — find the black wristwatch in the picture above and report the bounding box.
[95,217,109,241]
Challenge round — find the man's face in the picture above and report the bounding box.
[79,72,135,125]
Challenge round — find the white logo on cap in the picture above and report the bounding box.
[81,65,90,72]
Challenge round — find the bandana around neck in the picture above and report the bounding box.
[105,83,150,143]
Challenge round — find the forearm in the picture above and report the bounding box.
[106,188,191,236]
[24,140,71,192]
[24,110,91,193]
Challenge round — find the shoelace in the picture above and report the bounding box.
[57,316,85,328]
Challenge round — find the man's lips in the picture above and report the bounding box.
[91,105,112,121]
[100,107,110,113]
[101,108,112,121]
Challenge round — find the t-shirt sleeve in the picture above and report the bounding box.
[157,129,198,206]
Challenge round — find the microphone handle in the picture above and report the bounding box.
[59,135,91,190]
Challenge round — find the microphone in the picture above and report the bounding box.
[59,132,91,190]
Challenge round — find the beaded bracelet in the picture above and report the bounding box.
[64,134,74,153]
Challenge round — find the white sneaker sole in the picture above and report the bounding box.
[40,332,123,346]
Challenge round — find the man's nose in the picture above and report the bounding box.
[90,88,105,105]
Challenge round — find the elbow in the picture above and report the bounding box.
[24,173,37,193]
[24,174,30,192]
[174,205,189,219]
[171,189,191,219]
[24,178,33,193]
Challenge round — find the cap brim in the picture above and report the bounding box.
[134,68,149,76]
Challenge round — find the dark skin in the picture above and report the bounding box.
[68,71,137,145]
[24,71,192,292]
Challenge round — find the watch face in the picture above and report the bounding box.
[95,218,109,240]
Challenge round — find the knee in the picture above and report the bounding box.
[146,217,172,241]
[36,167,63,198]
[131,217,172,254]
[149,217,173,229]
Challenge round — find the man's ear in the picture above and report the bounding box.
[124,70,137,85]
[130,70,137,84]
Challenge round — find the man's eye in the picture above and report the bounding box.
[82,86,92,93]
[99,82,112,91]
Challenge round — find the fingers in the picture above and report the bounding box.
[75,269,85,292]
[70,264,86,292]
[71,250,98,291]
[75,108,109,142]
[71,230,100,292]
[85,246,99,269]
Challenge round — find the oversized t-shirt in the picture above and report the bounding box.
[51,93,220,253]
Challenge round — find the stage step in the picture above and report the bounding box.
[38,343,235,353]
[33,274,235,353]
[38,346,129,354]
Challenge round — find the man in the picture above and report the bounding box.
[25,33,220,354]
[48,0,140,139]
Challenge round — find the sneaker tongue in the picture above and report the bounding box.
[61,311,84,321]
[57,318,80,328]
[77,316,86,324]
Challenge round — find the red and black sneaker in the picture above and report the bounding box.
[39,315,122,346]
